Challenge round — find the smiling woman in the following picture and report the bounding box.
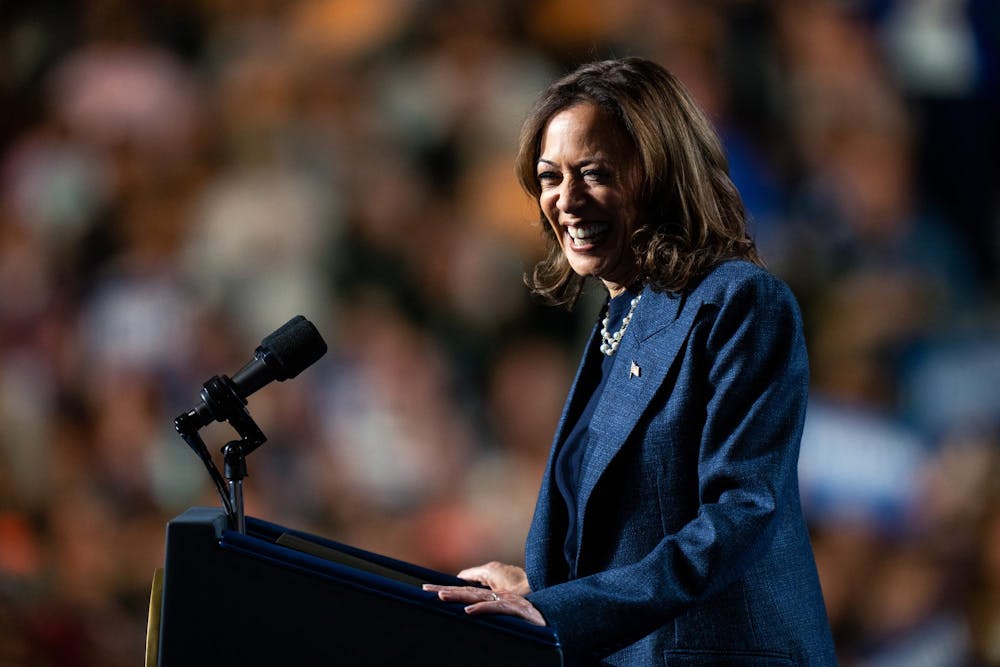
[516,57,761,309]
[425,57,837,666]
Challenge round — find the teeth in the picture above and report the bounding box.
[567,223,609,240]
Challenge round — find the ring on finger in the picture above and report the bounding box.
[490,592,499,602]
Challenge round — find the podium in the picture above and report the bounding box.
[154,507,564,666]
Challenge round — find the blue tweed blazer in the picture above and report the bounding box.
[525,261,837,666]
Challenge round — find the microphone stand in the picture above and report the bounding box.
[220,417,265,535]
[174,375,268,534]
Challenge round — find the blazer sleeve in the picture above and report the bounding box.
[526,272,810,660]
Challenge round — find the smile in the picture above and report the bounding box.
[565,222,610,248]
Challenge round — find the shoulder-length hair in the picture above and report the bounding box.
[516,57,762,308]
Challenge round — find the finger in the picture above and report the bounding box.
[463,596,547,626]
[456,565,493,586]
[457,562,527,593]
[462,592,507,614]
[463,601,501,614]
[423,585,497,604]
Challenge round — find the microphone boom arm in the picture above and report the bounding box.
[175,373,269,534]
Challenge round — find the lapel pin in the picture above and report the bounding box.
[629,360,641,378]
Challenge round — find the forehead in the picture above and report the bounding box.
[538,102,632,161]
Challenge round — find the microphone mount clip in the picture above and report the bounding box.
[175,373,269,534]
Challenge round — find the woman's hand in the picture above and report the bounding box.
[422,584,546,626]
[422,562,545,626]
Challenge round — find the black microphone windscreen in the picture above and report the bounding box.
[259,315,328,380]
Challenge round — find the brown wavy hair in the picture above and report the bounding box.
[516,57,762,307]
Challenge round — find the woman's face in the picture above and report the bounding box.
[536,102,641,296]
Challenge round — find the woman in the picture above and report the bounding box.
[424,58,837,666]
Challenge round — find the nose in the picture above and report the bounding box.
[556,176,586,216]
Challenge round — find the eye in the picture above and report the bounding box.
[582,168,610,183]
[537,170,560,185]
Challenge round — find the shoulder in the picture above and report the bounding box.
[688,260,799,313]
[633,261,803,346]
[680,261,806,357]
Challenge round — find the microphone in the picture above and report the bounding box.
[176,315,328,432]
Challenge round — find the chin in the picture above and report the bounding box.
[566,261,603,279]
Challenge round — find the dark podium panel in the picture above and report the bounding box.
[157,507,563,666]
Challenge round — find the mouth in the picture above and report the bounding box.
[564,222,610,249]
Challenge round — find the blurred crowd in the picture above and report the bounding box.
[0,0,998,664]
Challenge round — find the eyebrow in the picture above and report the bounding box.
[536,157,606,169]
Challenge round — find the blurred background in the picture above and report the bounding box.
[0,0,998,664]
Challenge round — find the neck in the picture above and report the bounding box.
[602,279,636,299]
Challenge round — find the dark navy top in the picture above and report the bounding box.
[554,288,638,575]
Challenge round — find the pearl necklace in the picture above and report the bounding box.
[600,293,641,356]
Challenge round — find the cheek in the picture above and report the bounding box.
[539,195,559,230]
[612,193,639,235]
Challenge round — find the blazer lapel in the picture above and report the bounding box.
[573,287,700,560]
